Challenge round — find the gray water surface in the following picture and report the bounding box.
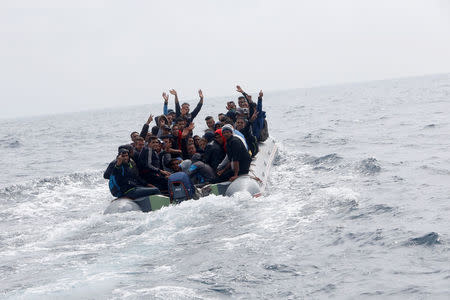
[1,74,449,299]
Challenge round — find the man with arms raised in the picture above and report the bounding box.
[170,89,204,125]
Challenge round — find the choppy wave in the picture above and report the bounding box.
[404,232,441,246]
[2,74,450,298]
[357,157,381,175]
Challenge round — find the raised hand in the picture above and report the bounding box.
[188,122,195,131]
[146,114,154,125]
[236,85,244,93]
[169,89,177,96]
[198,89,203,100]
[162,92,169,102]
[259,90,263,98]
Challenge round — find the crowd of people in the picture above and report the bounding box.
[103,85,268,200]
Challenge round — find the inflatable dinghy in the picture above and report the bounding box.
[104,137,277,214]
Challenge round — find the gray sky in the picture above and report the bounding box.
[1,0,450,118]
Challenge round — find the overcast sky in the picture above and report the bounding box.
[1,0,450,118]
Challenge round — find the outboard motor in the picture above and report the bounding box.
[168,172,195,203]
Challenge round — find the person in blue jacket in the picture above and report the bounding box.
[236,85,267,141]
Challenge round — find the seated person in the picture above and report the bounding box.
[104,145,136,180]
[218,125,252,182]
[235,116,258,157]
[136,137,171,192]
[203,132,225,172]
[160,135,183,171]
[108,148,160,199]
[167,158,215,185]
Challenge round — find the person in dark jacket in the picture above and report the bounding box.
[202,136,225,171]
[235,116,258,157]
[104,145,137,180]
[169,89,204,125]
[221,125,252,182]
[136,137,171,192]
[108,148,160,199]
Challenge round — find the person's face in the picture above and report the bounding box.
[218,114,225,122]
[163,138,172,149]
[193,136,200,145]
[215,134,223,145]
[155,142,162,152]
[222,130,232,140]
[131,132,139,142]
[238,97,246,108]
[159,118,166,126]
[170,161,181,172]
[150,140,159,150]
[167,114,174,123]
[187,137,194,145]
[172,125,179,134]
[241,101,249,109]
[214,123,223,130]
[121,152,129,162]
[206,118,214,128]
[178,120,186,129]
[227,101,236,110]
[135,140,145,151]
[235,119,245,130]
[181,104,190,115]
[199,138,207,149]
[187,144,196,156]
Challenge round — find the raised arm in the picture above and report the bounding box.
[170,89,181,117]
[162,92,169,115]
[139,114,153,138]
[257,90,263,112]
[190,89,204,120]
[236,85,252,104]
[182,122,195,138]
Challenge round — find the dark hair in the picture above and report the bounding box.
[203,131,215,142]
[118,144,133,153]
[130,131,138,138]
[175,116,187,124]
[223,117,234,125]
[169,158,180,166]
[149,136,158,142]
[205,116,213,121]
[158,115,168,125]
[135,136,145,142]
[181,102,190,107]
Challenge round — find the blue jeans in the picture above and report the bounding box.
[125,187,160,199]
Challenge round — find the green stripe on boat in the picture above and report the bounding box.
[149,195,171,211]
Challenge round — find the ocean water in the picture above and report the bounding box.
[1,74,449,299]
